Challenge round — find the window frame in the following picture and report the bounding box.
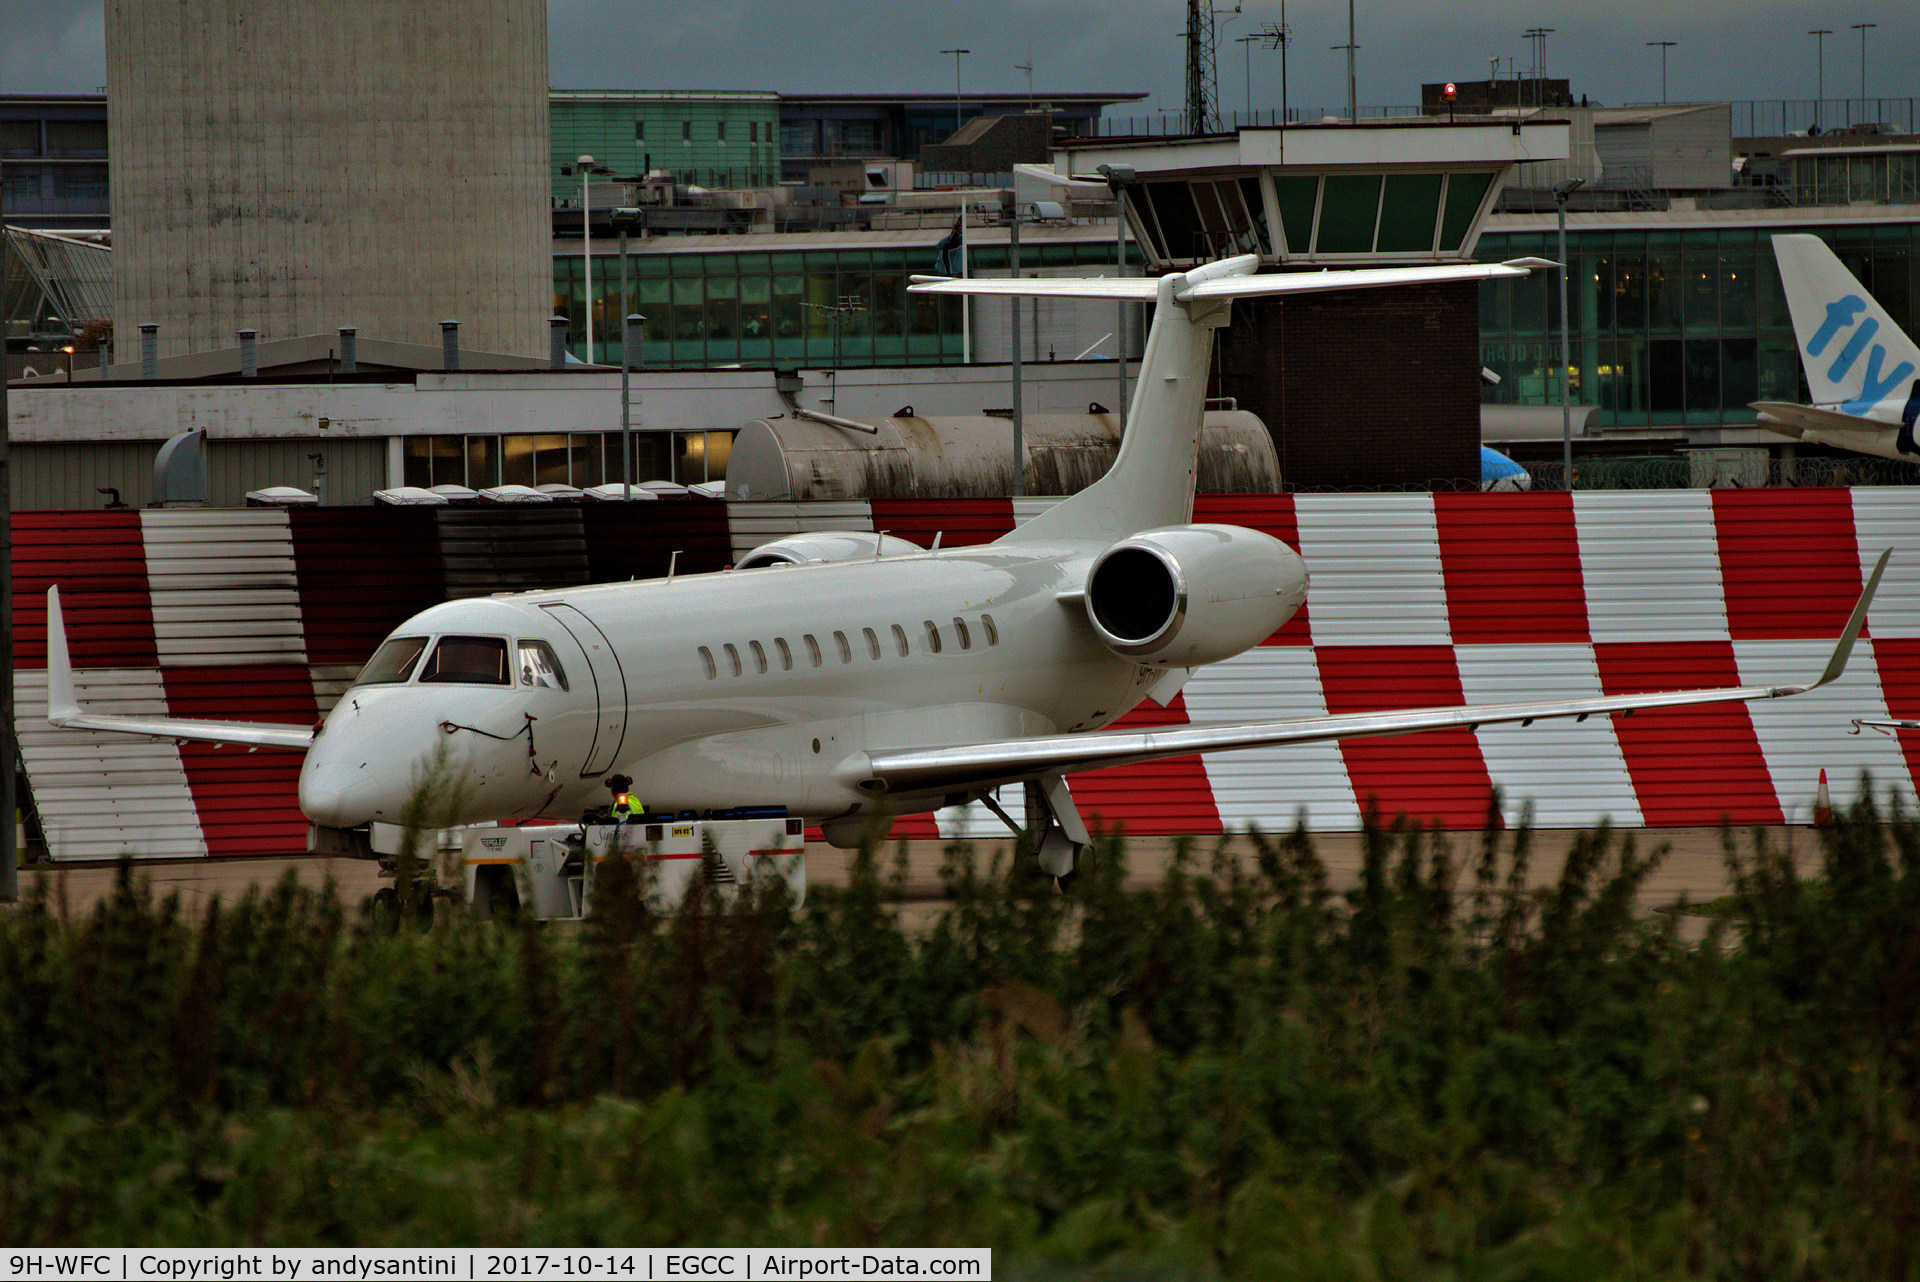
[417,635,512,686]
[353,636,429,687]
[517,639,570,691]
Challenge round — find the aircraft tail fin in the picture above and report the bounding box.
[1773,234,1920,417]
[910,256,1535,546]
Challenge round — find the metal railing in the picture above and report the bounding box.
[1085,98,1917,139]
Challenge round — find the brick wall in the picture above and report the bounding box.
[1218,281,1483,490]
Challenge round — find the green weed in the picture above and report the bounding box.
[0,790,1916,1275]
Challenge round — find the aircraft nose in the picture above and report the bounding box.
[299,748,404,829]
[298,698,441,828]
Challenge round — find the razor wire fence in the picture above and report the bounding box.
[1263,455,1920,494]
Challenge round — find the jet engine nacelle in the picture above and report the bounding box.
[1083,524,1308,667]
[735,531,924,569]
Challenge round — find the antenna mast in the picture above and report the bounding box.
[1185,0,1225,133]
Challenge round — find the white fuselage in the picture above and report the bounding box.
[297,542,1171,830]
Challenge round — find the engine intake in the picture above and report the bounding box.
[1084,525,1307,666]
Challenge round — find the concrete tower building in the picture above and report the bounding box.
[106,0,550,360]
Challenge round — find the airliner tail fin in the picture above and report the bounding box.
[1774,233,1920,417]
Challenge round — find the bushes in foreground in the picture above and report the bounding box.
[1,796,1918,1274]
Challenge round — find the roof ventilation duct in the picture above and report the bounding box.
[153,429,209,507]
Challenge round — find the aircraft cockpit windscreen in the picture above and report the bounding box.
[519,640,569,690]
[417,635,511,685]
[352,636,428,687]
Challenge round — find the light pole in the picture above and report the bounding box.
[1008,202,1024,497]
[1098,164,1135,427]
[940,48,970,134]
[1809,29,1830,132]
[577,154,596,361]
[1554,177,1584,487]
[1345,0,1356,119]
[622,312,643,499]
[611,208,647,499]
[1327,0,1357,119]
[1851,23,1874,114]
[1647,41,1675,104]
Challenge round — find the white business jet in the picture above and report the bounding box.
[1754,233,1920,460]
[47,253,1889,877]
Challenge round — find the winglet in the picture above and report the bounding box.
[46,585,79,725]
[1815,548,1891,689]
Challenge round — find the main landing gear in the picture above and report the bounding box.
[976,774,1090,890]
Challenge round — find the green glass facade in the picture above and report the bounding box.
[1476,222,1920,428]
[550,94,781,196]
[555,240,1141,368]
[557,215,1920,432]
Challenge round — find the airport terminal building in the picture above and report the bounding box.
[8,70,1920,856]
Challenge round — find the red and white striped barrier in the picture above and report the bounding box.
[15,490,1920,859]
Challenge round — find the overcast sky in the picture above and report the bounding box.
[5,0,1914,122]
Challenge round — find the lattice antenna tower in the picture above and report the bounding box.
[1185,0,1235,133]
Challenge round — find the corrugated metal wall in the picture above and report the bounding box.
[207,438,389,507]
[13,443,162,511]
[15,491,1920,860]
[12,439,390,510]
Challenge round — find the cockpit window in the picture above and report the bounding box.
[353,636,428,686]
[418,635,511,685]
[518,640,569,691]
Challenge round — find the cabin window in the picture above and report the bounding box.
[891,624,910,657]
[982,613,999,646]
[804,634,823,667]
[775,637,793,670]
[518,640,569,690]
[952,617,971,649]
[419,635,510,685]
[698,646,717,680]
[723,643,742,677]
[923,621,942,654]
[863,627,881,660]
[834,630,852,663]
[749,640,768,674]
[353,636,428,686]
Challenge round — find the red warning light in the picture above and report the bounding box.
[1444,82,1457,100]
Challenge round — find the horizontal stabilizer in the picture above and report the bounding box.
[44,586,316,751]
[1752,400,1899,437]
[909,258,1538,303]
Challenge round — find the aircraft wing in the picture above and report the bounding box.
[908,258,1545,303]
[858,550,1889,800]
[44,587,316,751]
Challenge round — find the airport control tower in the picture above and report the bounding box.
[105,0,551,360]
